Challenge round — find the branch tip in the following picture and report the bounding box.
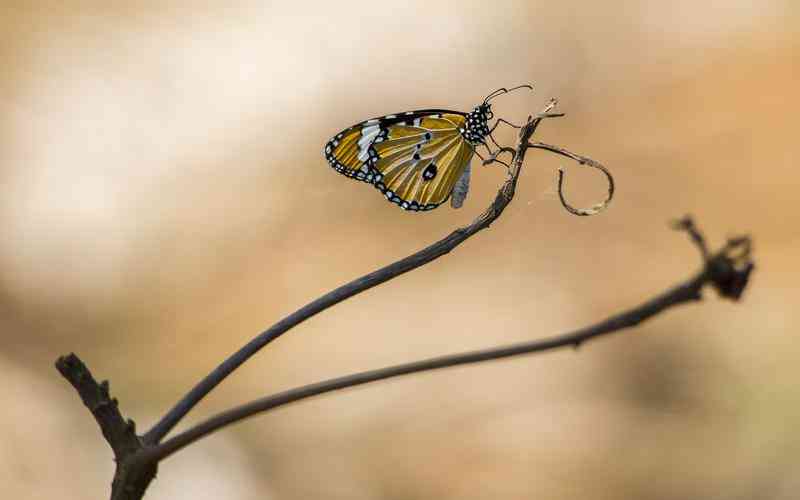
[709,234,754,301]
[672,216,753,300]
[672,215,710,261]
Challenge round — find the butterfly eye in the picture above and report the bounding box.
[487,111,494,120]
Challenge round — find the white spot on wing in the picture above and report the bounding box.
[357,124,380,161]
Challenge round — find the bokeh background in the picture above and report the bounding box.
[1,1,798,499]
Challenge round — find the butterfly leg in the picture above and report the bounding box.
[478,142,513,171]
[487,118,529,152]
[474,147,489,164]
[487,131,503,151]
[489,118,523,134]
[478,142,497,161]
[475,144,509,169]
[490,111,564,136]
[487,120,512,149]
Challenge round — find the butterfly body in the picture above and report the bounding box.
[324,103,495,211]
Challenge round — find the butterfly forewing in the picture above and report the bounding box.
[325,110,476,211]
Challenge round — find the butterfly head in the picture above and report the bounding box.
[463,84,533,146]
[463,103,493,145]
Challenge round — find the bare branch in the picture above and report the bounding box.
[133,218,754,465]
[143,100,569,445]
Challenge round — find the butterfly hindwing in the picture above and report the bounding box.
[450,161,471,209]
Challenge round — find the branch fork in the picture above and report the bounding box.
[54,100,752,500]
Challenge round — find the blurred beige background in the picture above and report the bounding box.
[1,1,798,499]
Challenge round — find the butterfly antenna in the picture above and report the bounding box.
[483,84,534,105]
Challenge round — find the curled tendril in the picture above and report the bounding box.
[528,142,614,217]
[556,159,615,216]
[479,98,614,217]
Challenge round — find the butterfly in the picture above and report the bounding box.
[323,85,532,211]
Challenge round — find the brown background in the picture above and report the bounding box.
[1,1,798,499]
